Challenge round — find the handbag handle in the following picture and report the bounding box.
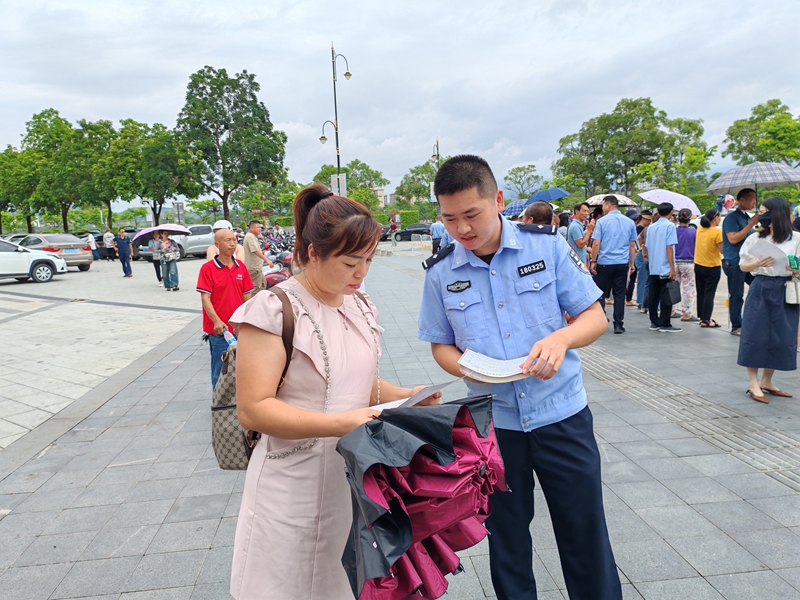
[270,287,295,388]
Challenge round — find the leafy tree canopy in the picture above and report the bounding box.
[395,157,449,203]
[722,99,800,168]
[504,164,542,199]
[177,66,287,220]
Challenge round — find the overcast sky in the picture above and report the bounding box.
[2,0,798,198]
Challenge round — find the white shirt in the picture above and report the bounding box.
[103,232,115,248]
[740,231,800,277]
[85,234,97,250]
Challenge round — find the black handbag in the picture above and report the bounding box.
[211,287,294,470]
[666,279,681,306]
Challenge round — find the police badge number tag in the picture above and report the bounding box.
[447,281,471,293]
[568,248,591,274]
[517,260,546,277]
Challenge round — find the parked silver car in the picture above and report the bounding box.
[17,234,93,270]
[171,224,215,259]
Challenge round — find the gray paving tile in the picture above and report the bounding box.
[601,461,655,485]
[661,476,740,505]
[683,454,757,477]
[82,525,160,560]
[43,504,117,534]
[605,509,660,545]
[12,487,83,513]
[634,457,705,480]
[126,478,188,503]
[749,496,800,527]
[119,586,193,599]
[196,545,233,584]
[190,582,232,600]
[0,562,73,600]
[38,468,102,492]
[0,493,30,512]
[0,510,60,540]
[621,583,644,599]
[179,473,237,497]
[667,534,765,576]
[92,464,150,487]
[636,506,721,538]
[223,493,242,518]
[0,534,35,572]
[124,549,207,591]
[776,567,800,593]
[694,500,784,533]
[595,426,651,444]
[164,494,229,523]
[71,482,136,507]
[608,481,684,510]
[0,471,54,494]
[634,577,725,599]
[106,500,175,529]
[212,517,237,547]
[730,529,800,569]
[14,531,96,567]
[715,473,796,500]
[707,570,800,600]
[611,410,669,426]
[634,422,695,440]
[52,556,141,598]
[146,519,220,554]
[614,539,698,582]
[657,437,725,457]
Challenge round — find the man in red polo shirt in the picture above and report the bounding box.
[197,229,255,388]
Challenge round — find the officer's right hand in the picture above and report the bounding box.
[520,335,569,381]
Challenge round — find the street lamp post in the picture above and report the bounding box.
[431,137,440,169]
[319,42,351,196]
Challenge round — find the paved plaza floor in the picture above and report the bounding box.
[1,243,799,599]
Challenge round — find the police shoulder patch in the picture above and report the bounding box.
[446,280,471,293]
[421,243,455,271]
[517,224,558,234]
[568,248,591,275]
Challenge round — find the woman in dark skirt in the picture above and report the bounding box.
[738,196,800,403]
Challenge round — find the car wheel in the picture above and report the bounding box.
[31,263,54,283]
[178,246,186,260]
[394,233,403,242]
[78,263,91,271]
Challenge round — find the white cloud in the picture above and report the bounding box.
[1,0,798,194]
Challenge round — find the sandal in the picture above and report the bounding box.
[681,316,700,322]
[708,320,721,328]
[731,328,741,336]
[700,320,710,328]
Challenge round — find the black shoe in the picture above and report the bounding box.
[649,324,660,331]
[659,325,683,333]
[614,326,625,334]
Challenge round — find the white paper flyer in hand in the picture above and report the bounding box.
[373,379,462,413]
[748,239,789,265]
[457,349,531,383]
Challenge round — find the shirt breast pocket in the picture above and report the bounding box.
[443,291,488,340]
[515,271,559,328]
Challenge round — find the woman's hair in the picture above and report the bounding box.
[292,183,383,266]
[793,216,800,233]
[700,208,719,228]
[677,208,692,224]
[559,212,570,228]
[592,206,603,220]
[759,196,792,244]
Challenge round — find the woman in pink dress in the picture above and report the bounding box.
[229,184,440,600]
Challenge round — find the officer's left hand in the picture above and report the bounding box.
[410,385,442,406]
[520,334,569,381]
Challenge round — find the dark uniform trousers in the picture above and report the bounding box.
[593,264,628,327]
[486,406,622,600]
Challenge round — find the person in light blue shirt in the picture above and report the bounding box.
[644,202,680,332]
[590,196,638,333]
[567,201,593,263]
[429,215,446,253]
[417,155,621,600]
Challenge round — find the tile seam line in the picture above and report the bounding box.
[0,315,203,481]
[0,302,62,325]
[0,289,198,314]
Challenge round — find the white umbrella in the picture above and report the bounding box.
[586,193,636,207]
[638,189,701,215]
[706,162,800,195]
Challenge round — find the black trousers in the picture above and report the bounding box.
[486,407,621,600]
[152,258,162,282]
[694,264,721,322]
[648,274,672,328]
[594,264,628,327]
[626,266,637,302]
[432,238,441,254]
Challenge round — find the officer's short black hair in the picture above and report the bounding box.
[434,155,498,200]
[657,202,674,216]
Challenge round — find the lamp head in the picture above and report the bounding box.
[343,71,352,80]
[319,135,328,145]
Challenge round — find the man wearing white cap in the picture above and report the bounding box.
[206,219,245,262]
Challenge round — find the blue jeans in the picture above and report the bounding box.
[723,260,754,331]
[119,253,132,276]
[208,333,228,389]
[634,252,649,307]
[161,259,179,288]
[91,249,101,260]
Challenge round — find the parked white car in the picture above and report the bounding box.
[170,224,215,259]
[0,238,68,283]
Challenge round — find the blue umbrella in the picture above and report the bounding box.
[525,187,570,205]
[502,198,528,216]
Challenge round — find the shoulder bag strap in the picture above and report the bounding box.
[270,287,295,388]
[354,290,368,305]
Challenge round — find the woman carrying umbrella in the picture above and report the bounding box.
[738,196,800,403]
[694,208,724,328]
[160,231,180,291]
[148,231,163,286]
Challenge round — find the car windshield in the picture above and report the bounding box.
[43,235,83,243]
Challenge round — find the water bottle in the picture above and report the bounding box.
[223,329,237,350]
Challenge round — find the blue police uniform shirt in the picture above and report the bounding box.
[644,218,677,276]
[721,209,753,265]
[115,236,133,256]
[590,209,637,265]
[567,219,587,263]
[417,216,603,432]
[439,229,453,247]
[430,222,446,240]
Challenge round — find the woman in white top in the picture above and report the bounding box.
[738,196,800,403]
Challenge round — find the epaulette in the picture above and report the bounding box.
[421,243,455,271]
[516,224,558,234]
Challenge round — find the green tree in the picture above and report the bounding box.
[118,207,148,227]
[0,146,40,232]
[230,177,301,219]
[345,159,389,188]
[187,198,223,221]
[312,164,348,186]
[722,99,797,166]
[78,119,120,229]
[349,186,380,210]
[504,164,542,199]
[177,66,287,221]
[395,157,448,203]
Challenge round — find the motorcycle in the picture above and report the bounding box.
[263,252,293,289]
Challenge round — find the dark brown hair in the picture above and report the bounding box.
[523,202,553,225]
[292,184,382,266]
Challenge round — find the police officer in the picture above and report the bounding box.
[417,155,621,600]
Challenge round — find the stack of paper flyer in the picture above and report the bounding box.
[457,349,531,383]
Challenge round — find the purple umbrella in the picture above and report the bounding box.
[132,224,191,242]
